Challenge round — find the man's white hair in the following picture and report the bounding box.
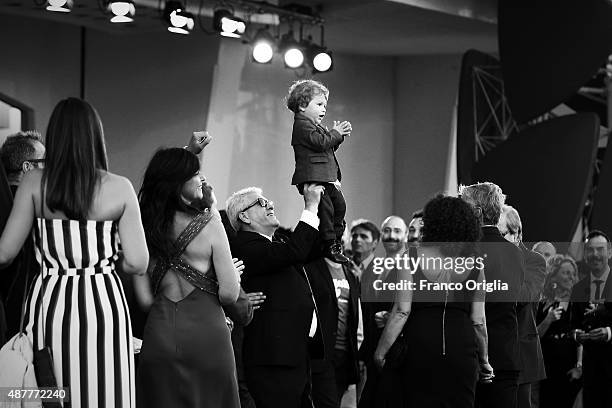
[225,187,262,232]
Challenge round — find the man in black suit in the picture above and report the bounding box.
[570,230,612,408]
[461,182,524,408]
[226,183,324,408]
[358,216,405,408]
[0,131,45,341]
[499,205,546,408]
[306,256,361,408]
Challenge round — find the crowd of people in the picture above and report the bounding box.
[0,92,611,408]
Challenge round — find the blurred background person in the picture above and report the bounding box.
[499,205,547,408]
[307,252,361,408]
[569,231,612,408]
[348,219,379,282]
[0,97,149,408]
[407,209,423,243]
[532,242,557,266]
[536,255,581,408]
[358,215,406,408]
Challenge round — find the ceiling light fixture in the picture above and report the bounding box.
[279,30,304,69]
[164,1,195,35]
[213,9,246,38]
[46,0,72,12]
[310,45,332,73]
[109,0,135,23]
[251,28,275,64]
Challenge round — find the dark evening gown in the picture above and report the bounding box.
[535,301,581,408]
[137,210,239,408]
[378,248,480,408]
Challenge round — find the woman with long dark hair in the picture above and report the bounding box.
[373,195,492,407]
[135,146,240,408]
[0,97,149,407]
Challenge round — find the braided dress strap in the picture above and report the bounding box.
[150,209,219,295]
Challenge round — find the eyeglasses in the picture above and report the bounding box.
[25,158,45,166]
[241,197,271,213]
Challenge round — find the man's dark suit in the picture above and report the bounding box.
[306,258,360,408]
[570,271,612,408]
[291,113,346,242]
[358,259,397,408]
[475,226,524,408]
[231,221,320,408]
[517,244,547,408]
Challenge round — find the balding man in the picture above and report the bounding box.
[358,215,407,408]
[532,242,557,266]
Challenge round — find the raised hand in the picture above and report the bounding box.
[333,120,352,137]
[188,131,212,154]
[302,183,325,213]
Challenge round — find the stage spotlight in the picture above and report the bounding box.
[251,29,275,64]
[279,32,304,69]
[46,0,72,12]
[213,9,246,38]
[109,0,135,23]
[310,46,333,73]
[164,1,195,35]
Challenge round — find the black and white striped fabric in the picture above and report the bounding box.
[24,218,135,408]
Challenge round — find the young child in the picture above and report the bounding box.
[286,79,352,263]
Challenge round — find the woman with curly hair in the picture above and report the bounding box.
[372,195,491,407]
[536,255,582,408]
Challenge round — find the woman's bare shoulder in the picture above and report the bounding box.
[99,171,136,198]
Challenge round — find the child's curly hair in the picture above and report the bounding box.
[286,79,329,113]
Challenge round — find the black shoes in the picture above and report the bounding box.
[324,241,350,264]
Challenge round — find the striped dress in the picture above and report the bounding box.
[24,218,135,408]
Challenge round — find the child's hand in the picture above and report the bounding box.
[333,120,352,137]
[188,131,212,153]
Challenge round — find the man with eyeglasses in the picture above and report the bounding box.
[0,131,45,196]
[0,131,45,341]
[226,184,325,408]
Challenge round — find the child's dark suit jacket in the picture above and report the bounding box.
[291,113,344,185]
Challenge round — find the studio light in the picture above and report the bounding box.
[251,28,275,64]
[213,9,246,38]
[310,45,333,73]
[279,31,304,69]
[46,0,72,12]
[109,0,135,23]
[164,1,195,35]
